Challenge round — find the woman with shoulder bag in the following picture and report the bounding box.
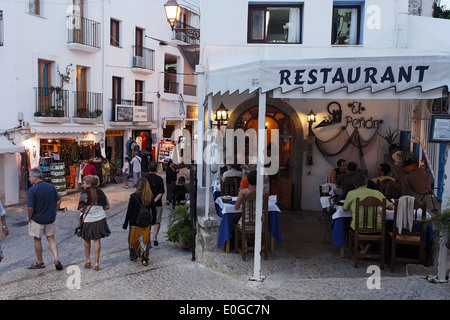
[77,175,111,271]
[122,178,156,266]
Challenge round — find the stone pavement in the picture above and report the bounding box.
[0,176,449,301]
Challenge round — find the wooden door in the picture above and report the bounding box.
[38,59,52,114]
[278,134,293,209]
[76,66,87,117]
[135,27,143,57]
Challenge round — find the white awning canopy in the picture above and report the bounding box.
[0,135,25,154]
[203,46,450,97]
[30,124,105,134]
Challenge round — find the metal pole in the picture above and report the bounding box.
[252,90,266,281]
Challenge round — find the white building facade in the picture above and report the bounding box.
[0,0,200,205]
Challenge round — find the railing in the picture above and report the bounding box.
[419,113,441,182]
[132,45,155,71]
[164,81,179,94]
[183,83,197,96]
[110,99,154,122]
[67,15,101,49]
[172,21,200,45]
[0,10,4,47]
[34,87,69,117]
[73,91,103,118]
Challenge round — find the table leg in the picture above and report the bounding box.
[340,246,345,258]
[271,236,275,251]
[225,239,230,253]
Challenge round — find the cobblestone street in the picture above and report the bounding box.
[0,181,449,303]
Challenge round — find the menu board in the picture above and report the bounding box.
[157,140,175,163]
[429,114,450,143]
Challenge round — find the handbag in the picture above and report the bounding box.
[74,205,92,237]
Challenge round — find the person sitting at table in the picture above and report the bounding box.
[234,170,257,211]
[336,161,358,200]
[221,164,243,181]
[331,159,347,185]
[343,173,393,255]
[372,163,396,184]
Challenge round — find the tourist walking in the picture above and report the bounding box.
[130,151,142,187]
[122,157,130,189]
[165,159,178,206]
[0,200,9,263]
[122,178,156,266]
[77,175,111,271]
[144,161,165,246]
[27,167,63,271]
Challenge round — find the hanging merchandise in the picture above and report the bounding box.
[126,138,137,158]
[140,132,149,150]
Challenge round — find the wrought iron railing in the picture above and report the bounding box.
[172,21,200,45]
[183,83,197,96]
[164,80,179,94]
[132,45,155,70]
[0,10,4,47]
[73,91,103,118]
[34,87,69,117]
[67,15,101,48]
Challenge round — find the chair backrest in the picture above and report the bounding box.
[354,196,387,233]
[241,191,269,230]
[393,197,427,236]
[221,177,239,196]
[378,179,401,200]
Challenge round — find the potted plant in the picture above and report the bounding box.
[379,127,400,153]
[427,207,450,249]
[34,111,41,117]
[48,106,55,117]
[95,109,103,117]
[54,106,64,117]
[166,204,195,249]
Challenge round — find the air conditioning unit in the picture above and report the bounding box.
[133,56,146,69]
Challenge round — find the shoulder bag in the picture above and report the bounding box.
[74,205,92,237]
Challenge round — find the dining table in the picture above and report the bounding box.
[215,195,282,252]
[331,205,434,257]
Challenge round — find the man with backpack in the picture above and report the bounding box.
[144,161,165,247]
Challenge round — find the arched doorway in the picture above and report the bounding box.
[226,96,304,209]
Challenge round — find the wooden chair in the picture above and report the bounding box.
[389,197,427,272]
[347,197,387,269]
[234,191,269,261]
[221,177,240,196]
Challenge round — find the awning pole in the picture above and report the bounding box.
[252,90,266,281]
[204,94,213,221]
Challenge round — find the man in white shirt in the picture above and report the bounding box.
[130,151,142,187]
[221,164,243,181]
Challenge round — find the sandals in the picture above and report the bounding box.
[93,264,100,271]
[29,262,45,269]
[84,262,91,269]
[55,261,63,271]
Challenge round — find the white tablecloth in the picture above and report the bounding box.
[332,206,430,221]
[215,196,280,214]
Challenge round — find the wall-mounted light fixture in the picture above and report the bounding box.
[307,110,317,136]
[211,102,229,129]
[163,0,200,40]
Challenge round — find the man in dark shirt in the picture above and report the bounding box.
[27,167,63,271]
[144,161,165,246]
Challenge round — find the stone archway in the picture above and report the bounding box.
[226,96,304,209]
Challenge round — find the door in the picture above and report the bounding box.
[76,66,87,117]
[278,134,293,209]
[38,59,52,114]
[72,0,84,43]
[135,27,143,57]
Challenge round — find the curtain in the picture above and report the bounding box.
[287,8,300,43]
[348,8,358,45]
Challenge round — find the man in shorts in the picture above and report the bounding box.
[144,161,165,246]
[27,167,63,271]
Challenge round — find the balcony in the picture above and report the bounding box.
[67,15,101,53]
[34,87,70,123]
[72,91,103,124]
[110,99,154,124]
[131,46,155,74]
[164,80,179,94]
[183,83,197,96]
[172,21,200,45]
